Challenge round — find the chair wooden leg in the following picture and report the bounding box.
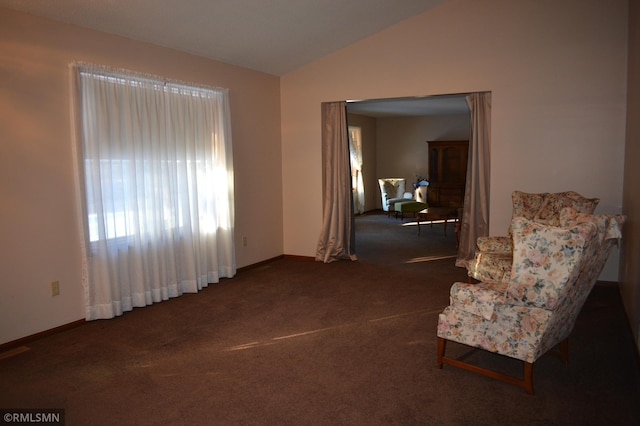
[437,337,446,369]
[548,338,570,365]
[523,361,534,395]
[559,338,569,365]
[437,337,536,395]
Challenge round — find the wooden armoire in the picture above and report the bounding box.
[426,140,469,208]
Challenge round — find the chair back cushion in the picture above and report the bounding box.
[378,178,405,200]
[506,217,598,310]
[511,191,545,220]
[508,190,599,237]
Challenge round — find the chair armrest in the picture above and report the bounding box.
[476,236,512,253]
[449,281,508,320]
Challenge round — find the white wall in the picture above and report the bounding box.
[281,0,627,279]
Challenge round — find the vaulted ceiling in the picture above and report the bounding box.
[1,0,446,76]
[2,0,472,115]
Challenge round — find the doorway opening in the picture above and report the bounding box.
[346,94,471,265]
[316,92,490,267]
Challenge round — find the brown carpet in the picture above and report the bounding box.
[1,212,639,425]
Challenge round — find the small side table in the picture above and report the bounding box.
[416,207,459,237]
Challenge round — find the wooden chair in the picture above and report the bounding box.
[437,210,624,394]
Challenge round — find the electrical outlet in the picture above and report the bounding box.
[50,280,60,297]
[242,236,247,247]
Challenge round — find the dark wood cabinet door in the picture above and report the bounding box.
[426,140,468,208]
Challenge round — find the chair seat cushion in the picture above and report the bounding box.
[437,303,553,363]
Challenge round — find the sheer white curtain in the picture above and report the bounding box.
[70,63,235,320]
[348,126,365,214]
[456,92,491,269]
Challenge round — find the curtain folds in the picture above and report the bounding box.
[456,92,491,269]
[316,102,357,262]
[70,63,235,320]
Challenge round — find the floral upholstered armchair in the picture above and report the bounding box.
[467,191,600,283]
[378,178,413,214]
[437,209,625,394]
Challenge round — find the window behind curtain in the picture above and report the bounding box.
[348,126,365,214]
[71,63,236,320]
